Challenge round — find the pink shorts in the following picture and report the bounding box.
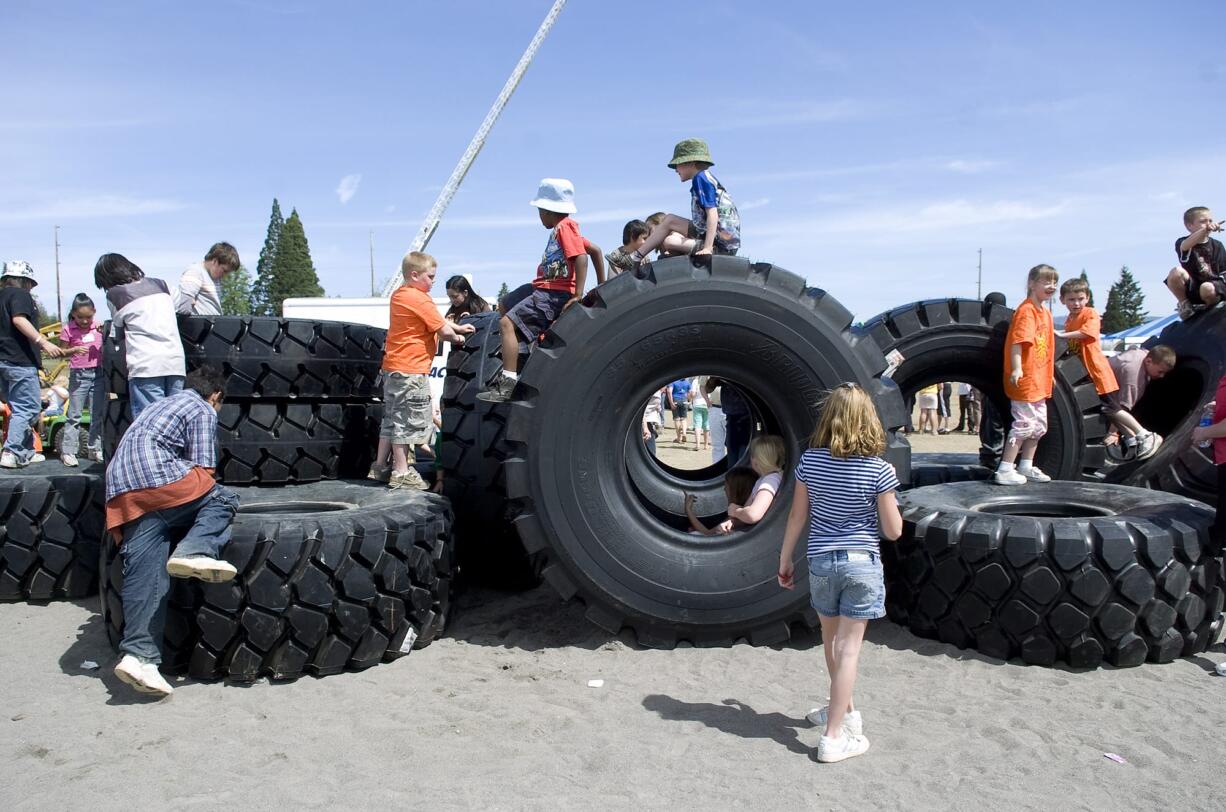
[1007,400,1048,444]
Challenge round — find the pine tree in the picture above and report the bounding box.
[496,282,510,302]
[220,265,254,315]
[32,295,54,326]
[251,199,284,316]
[265,208,323,314]
[1079,270,1093,306]
[1101,265,1147,333]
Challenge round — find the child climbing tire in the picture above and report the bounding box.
[883,481,1225,668]
[100,481,454,682]
[0,465,104,601]
[503,255,910,648]
[861,298,1108,482]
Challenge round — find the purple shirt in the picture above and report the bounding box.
[59,319,103,369]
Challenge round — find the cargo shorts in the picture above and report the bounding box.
[380,372,432,445]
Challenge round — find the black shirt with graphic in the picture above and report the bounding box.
[1175,236,1226,284]
[0,287,40,367]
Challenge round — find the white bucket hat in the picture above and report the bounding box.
[1,260,37,286]
[529,178,577,214]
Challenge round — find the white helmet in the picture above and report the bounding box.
[1,260,37,286]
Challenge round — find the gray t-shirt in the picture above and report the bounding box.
[175,262,222,316]
[1107,347,1149,410]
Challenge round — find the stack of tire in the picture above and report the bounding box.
[95,315,456,682]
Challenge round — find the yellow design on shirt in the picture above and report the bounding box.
[1035,332,1048,360]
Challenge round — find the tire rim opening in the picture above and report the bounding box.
[238,501,356,514]
[970,500,1114,518]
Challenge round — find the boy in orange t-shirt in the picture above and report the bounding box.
[995,264,1059,486]
[372,251,473,490]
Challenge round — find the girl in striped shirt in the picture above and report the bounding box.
[778,384,902,764]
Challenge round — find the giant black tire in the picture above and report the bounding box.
[102,399,380,485]
[100,481,454,681]
[103,316,386,400]
[861,298,1108,481]
[0,464,104,601]
[503,256,910,648]
[1104,309,1225,505]
[438,311,541,588]
[883,481,1225,668]
[908,452,991,489]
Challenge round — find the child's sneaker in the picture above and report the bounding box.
[389,468,429,491]
[1136,432,1163,460]
[817,732,870,763]
[1019,466,1051,482]
[993,469,1027,486]
[29,453,44,464]
[113,654,174,697]
[476,375,516,404]
[0,451,17,469]
[166,555,238,583]
[61,453,79,467]
[366,463,391,483]
[806,706,863,736]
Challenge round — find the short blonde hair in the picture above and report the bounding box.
[809,384,886,458]
[749,435,786,474]
[401,251,437,280]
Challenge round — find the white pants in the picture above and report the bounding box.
[709,405,726,464]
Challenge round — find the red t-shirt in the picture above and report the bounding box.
[1213,376,1226,465]
[532,217,586,294]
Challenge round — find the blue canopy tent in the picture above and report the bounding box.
[1103,313,1179,351]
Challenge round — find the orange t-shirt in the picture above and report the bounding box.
[1064,307,1119,396]
[1003,299,1055,403]
[383,286,445,374]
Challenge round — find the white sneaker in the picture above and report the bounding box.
[1019,466,1051,482]
[61,453,79,467]
[993,469,1027,486]
[806,706,863,736]
[113,654,173,697]
[29,453,44,464]
[0,451,16,469]
[817,732,871,763]
[1136,433,1163,460]
[166,556,238,583]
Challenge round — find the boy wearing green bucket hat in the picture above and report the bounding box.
[629,138,741,264]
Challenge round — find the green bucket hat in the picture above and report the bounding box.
[667,138,714,168]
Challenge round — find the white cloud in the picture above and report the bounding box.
[0,194,186,224]
[944,159,999,174]
[336,174,362,205]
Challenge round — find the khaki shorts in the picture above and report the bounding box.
[380,372,433,445]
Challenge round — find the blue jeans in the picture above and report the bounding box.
[0,362,42,462]
[63,367,102,456]
[808,550,886,620]
[129,375,184,420]
[119,485,239,663]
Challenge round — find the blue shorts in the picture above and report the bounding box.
[808,550,886,620]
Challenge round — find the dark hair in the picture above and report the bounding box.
[185,365,226,399]
[984,291,1007,307]
[621,219,650,245]
[204,242,240,272]
[93,254,145,289]
[444,275,489,320]
[68,293,96,317]
[724,466,758,506]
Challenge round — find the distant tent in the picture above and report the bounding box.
[1103,313,1179,350]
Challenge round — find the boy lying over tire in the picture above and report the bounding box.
[105,365,237,697]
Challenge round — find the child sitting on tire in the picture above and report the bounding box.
[777,383,902,764]
[726,434,786,525]
[1165,206,1225,320]
[685,466,757,536]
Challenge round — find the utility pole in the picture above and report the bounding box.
[369,230,375,296]
[54,225,62,322]
[976,248,982,300]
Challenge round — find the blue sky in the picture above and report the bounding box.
[3,0,1224,322]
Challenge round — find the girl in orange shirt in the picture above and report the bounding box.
[995,264,1059,486]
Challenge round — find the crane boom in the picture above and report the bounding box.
[382,0,568,296]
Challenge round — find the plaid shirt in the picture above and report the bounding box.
[105,390,217,501]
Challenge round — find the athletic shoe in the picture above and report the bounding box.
[993,469,1027,486]
[29,453,44,464]
[88,449,104,463]
[0,452,17,469]
[61,453,79,467]
[1136,433,1163,460]
[166,555,238,583]
[389,468,429,491]
[817,733,870,763]
[476,375,516,403]
[806,706,863,736]
[1177,300,1207,321]
[1020,466,1051,483]
[113,654,173,697]
[366,463,391,483]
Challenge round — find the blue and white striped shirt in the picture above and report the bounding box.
[795,448,899,556]
[105,390,218,501]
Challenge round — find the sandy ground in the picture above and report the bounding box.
[2,586,1224,811]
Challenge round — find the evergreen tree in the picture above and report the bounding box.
[220,265,254,315]
[1101,265,1147,333]
[32,295,54,326]
[265,208,323,314]
[251,199,284,316]
[1079,270,1093,306]
[496,282,510,302]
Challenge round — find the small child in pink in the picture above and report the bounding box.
[58,293,104,465]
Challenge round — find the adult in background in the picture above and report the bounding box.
[979,292,1008,467]
[642,385,665,457]
[953,382,971,432]
[666,378,692,444]
[175,242,241,316]
[701,375,726,464]
[0,261,66,467]
[707,376,752,465]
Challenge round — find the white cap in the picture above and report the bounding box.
[529,178,577,214]
[1,260,37,286]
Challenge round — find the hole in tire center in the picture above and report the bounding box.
[970,500,1114,518]
[238,501,356,514]
[644,374,771,473]
[1131,362,1204,438]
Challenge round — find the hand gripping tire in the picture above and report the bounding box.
[883,481,1225,668]
[100,482,454,681]
[503,256,910,648]
[0,465,104,601]
[438,311,541,588]
[861,298,1108,481]
[1104,309,1225,504]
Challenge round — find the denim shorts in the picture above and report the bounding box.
[808,550,886,620]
